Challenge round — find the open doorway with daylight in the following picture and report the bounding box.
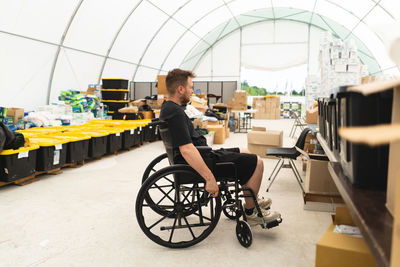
[240,65,307,118]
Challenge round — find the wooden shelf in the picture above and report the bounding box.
[328,162,393,267]
[316,133,338,162]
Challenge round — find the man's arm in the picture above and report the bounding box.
[179,143,219,197]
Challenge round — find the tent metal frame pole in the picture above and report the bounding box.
[46,0,84,105]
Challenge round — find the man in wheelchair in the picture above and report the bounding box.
[159,68,281,227]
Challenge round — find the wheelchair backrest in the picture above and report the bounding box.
[158,122,175,165]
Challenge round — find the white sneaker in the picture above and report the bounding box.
[257,196,272,209]
[246,209,281,227]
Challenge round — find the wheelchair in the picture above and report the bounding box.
[136,121,282,248]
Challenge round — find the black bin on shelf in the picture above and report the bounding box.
[102,100,129,113]
[85,132,108,158]
[102,78,129,89]
[31,139,68,171]
[0,146,39,182]
[101,89,130,101]
[318,98,326,139]
[338,88,393,190]
[111,112,139,120]
[107,130,123,154]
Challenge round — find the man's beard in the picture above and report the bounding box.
[180,95,190,105]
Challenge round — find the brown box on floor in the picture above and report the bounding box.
[315,207,377,267]
[6,107,24,124]
[247,129,283,158]
[206,125,225,144]
[157,75,167,95]
[306,107,318,124]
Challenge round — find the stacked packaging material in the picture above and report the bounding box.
[319,32,363,97]
[59,90,100,113]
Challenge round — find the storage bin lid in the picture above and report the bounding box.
[29,137,70,146]
[79,130,110,137]
[101,100,129,103]
[52,133,91,141]
[101,89,129,92]
[0,144,40,155]
[16,128,61,134]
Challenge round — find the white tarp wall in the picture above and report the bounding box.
[0,0,399,110]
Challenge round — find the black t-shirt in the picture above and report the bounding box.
[159,100,207,150]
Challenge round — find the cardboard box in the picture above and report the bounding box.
[306,107,318,124]
[298,149,340,195]
[252,126,266,131]
[338,80,400,216]
[315,207,377,267]
[303,192,344,212]
[146,99,164,110]
[193,118,208,129]
[247,130,283,158]
[130,99,146,106]
[206,125,225,144]
[6,107,24,124]
[157,75,167,95]
[153,109,160,119]
[140,111,154,120]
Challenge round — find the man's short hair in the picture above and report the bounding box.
[166,68,196,95]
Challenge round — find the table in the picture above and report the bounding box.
[231,109,257,133]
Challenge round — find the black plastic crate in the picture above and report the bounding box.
[324,98,335,150]
[0,147,38,182]
[67,139,89,163]
[111,112,139,120]
[101,89,130,101]
[318,98,325,139]
[88,136,108,158]
[102,101,129,112]
[102,78,129,89]
[122,129,136,149]
[36,144,67,171]
[338,89,393,190]
[107,132,123,154]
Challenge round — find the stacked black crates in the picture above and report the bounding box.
[320,86,393,191]
[101,79,130,116]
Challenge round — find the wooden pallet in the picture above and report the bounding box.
[35,168,62,176]
[0,174,40,187]
[63,161,84,168]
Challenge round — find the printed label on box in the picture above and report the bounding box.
[139,126,142,131]
[130,129,135,135]
[18,151,29,159]
[116,133,120,137]
[53,150,60,165]
[55,144,62,150]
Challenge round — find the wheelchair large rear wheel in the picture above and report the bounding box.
[136,165,222,248]
[142,153,169,184]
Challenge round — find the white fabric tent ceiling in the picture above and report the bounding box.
[0,0,399,109]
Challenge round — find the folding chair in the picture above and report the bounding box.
[289,112,307,138]
[265,128,311,194]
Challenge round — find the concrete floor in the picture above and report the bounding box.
[0,119,331,267]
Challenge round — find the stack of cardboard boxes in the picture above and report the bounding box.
[206,120,229,145]
[246,127,283,157]
[253,96,281,119]
[227,91,247,110]
[315,207,377,267]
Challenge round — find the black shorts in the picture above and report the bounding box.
[210,147,258,185]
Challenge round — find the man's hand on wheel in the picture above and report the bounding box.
[205,178,219,197]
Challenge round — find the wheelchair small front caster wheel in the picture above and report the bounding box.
[222,199,240,220]
[236,220,252,248]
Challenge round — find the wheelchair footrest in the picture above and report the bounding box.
[261,217,282,229]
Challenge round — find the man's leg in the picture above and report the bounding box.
[242,155,263,209]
